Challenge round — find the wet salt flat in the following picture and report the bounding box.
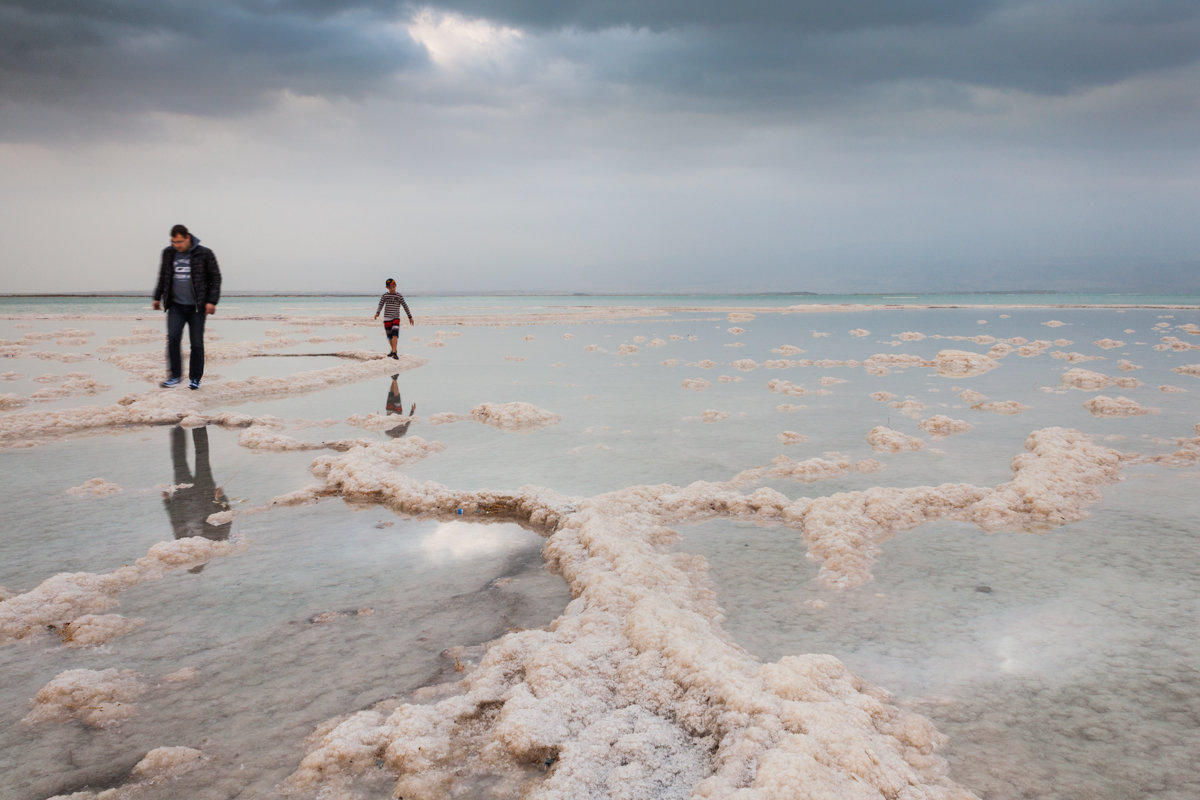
[2,295,1199,800]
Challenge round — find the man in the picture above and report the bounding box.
[152,224,221,389]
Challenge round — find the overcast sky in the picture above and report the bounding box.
[2,0,1197,294]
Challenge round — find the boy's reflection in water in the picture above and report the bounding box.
[165,426,231,572]
[386,373,416,438]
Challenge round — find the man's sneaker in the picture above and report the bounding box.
[160,377,182,388]
[389,352,399,359]
[189,379,201,390]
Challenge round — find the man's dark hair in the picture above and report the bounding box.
[170,224,190,238]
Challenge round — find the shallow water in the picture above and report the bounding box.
[2,297,1198,799]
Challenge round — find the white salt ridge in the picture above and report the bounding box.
[0,536,240,644]
[284,424,1132,799]
[23,668,144,728]
[0,353,420,448]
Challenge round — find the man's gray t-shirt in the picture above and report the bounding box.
[173,250,196,306]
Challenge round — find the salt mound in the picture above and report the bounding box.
[919,415,973,439]
[777,431,807,445]
[849,329,870,337]
[0,536,238,643]
[471,402,562,431]
[1083,395,1156,418]
[57,613,144,647]
[1172,364,1200,378]
[23,668,144,728]
[66,477,123,497]
[867,426,925,453]
[1118,359,1142,371]
[700,409,729,423]
[1060,368,1114,391]
[0,393,28,411]
[728,313,756,322]
[933,350,999,378]
[682,378,711,392]
[730,359,758,371]
[132,746,208,780]
[1094,339,1125,349]
[975,400,1029,415]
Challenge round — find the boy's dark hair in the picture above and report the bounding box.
[170,224,190,238]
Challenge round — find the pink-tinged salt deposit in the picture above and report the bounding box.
[727,313,756,322]
[690,359,720,369]
[504,355,527,361]
[867,426,925,453]
[0,536,240,643]
[66,477,123,497]
[22,668,144,728]
[1094,339,1125,349]
[1160,385,1188,393]
[132,746,209,780]
[871,391,897,403]
[1173,364,1200,378]
[775,404,804,413]
[1043,320,1068,327]
[767,379,807,397]
[1156,336,1200,351]
[1016,341,1054,357]
[957,389,988,404]
[55,613,145,647]
[730,359,759,371]
[773,345,805,355]
[819,376,847,386]
[1060,368,1116,391]
[1118,359,1142,371]
[661,359,684,367]
[0,393,28,410]
[1051,351,1105,363]
[895,331,927,341]
[975,400,1030,415]
[727,327,745,335]
[1083,396,1156,418]
[470,402,562,431]
[849,329,870,337]
[919,415,973,439]
[700,409,729,423]
[889,400,926,419]
[777,431,808,445]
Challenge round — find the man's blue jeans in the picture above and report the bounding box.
[166,305,207,381]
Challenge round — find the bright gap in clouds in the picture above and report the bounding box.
[406,7,524,70]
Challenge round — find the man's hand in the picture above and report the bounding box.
[152,300,161,311]
[205,303,216,315]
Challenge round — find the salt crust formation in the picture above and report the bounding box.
[280,424,1134,799]
[0,353,421,449]
[918,415,973,439]
[66,478,123,497]
[1083,396,1156,418]
[23,668,144,728]
[683,378,712,392]
[43,746,208,799]
[0,537,239,644]
[471,402,563,432]
[867,426,925,453]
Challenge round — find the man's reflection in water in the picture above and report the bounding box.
[165,426,231,572]
[386,373,416,438]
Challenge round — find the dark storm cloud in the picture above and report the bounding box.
[432,0,1200,99]
[0,0,426,118]
[2,0,1197,137]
